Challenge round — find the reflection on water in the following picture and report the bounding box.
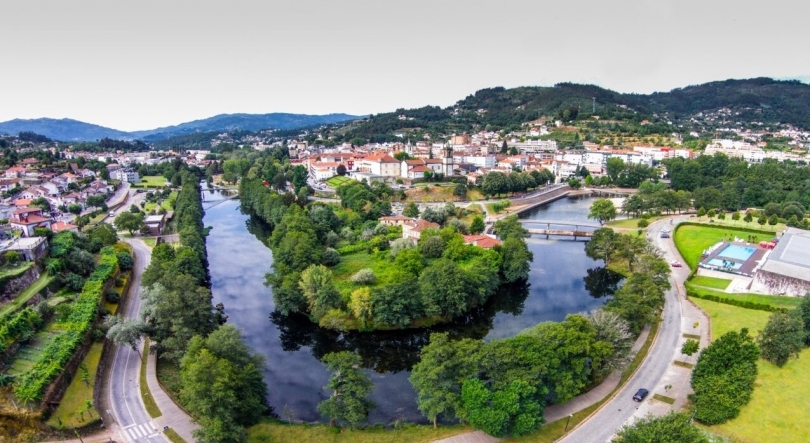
[204,192,617,423]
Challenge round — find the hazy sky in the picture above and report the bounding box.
[1,0,808,131]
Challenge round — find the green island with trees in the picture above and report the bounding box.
[239,169,534,331]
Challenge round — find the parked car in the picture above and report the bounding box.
[670,261,682,268]
[632,388,649,402]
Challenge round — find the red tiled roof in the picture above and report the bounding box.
[12,215,50,225]
[463,234,502,249]
[51,221,78,232]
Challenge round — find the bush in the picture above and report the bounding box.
[117,252,134,271]
[351,269,376,285]
[105,288,120,304]
[637,218,649,228]
[322,248,341,266]
[687,291,783,312]
[64,273,86,291]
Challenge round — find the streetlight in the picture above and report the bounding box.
[564,413,574,431]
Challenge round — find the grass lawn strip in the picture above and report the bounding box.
[694,300,810,443]
[689,276,731,290]
[683,333,701,340]
[164,428,187,443]
[673,361,694,369]
[687,285,801,310]
[247,421,471,443]
[606,215,668,229]
[673,224,775,270]
[0,274,55,318]
[7,330,60,375]
[46,342,104,428]
[135,176,170,188]
[652,394,676,404]
[140,338,162,418]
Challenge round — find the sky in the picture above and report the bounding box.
[1,0,808,132]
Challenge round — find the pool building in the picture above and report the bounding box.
[699,241,767,277]
[751,227,810,296]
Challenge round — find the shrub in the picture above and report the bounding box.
[322,248,341,266]
[351,269,376,285]
[637,218,649,228]
[64,273,86,291]
[418,235,445,258]
[105,288,120,304]
[117,252,134,271]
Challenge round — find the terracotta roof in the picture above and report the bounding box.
[410,166,430,172]
[14,199,32,207]
[51,221,78,232]
[463,234,502,249]
[409,219,440,232]
[13,207,42,215]
[12,214,50,225]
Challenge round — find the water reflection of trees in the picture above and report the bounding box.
[583,267,623,299]
[269,281,530,373]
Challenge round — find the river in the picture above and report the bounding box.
[202,189,618,423]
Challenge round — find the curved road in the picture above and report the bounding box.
[559,217,691,442]
[107,236,168,443]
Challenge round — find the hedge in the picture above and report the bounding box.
[686,291,787,313]
[0,308,43,355]
[12,247,119,403]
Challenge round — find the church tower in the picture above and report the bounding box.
[443,146,454,176]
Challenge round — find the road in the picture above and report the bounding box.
[558,217,691,442]
[107,236,167,442]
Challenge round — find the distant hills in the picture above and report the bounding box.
[337,78,810,143]
[0,113,362,142]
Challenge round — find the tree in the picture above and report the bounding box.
[299,265,342,321]
[758,214,767,227]
[588,198,617,225]
[744,212,753,225]
[86,194,108,210]
[114,211,146,235]
[731,211,741,221]
[419,235,446,259]
[493,215,528,241]
[469,215,485,234]
[691,328,759,425]
[348,287,373,327]
[460,378,543,437]
[696,207,706,217]
[105,316,147,360]
[585,228,620,265]
[768,214,778,226]
[757,310,805,367]
[614,412,707,443]
[453,182,467,199]
[409,333,482,427]
[317,352,374,429]
[67,203,83,216]
[681,339,700,356]
[499,237,533,283]
[588,309,633,375]
[403,202,420,218]
[798,295,810,346]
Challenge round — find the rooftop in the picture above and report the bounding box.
[760,227,810,282]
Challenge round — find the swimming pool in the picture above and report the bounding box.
[707,258,743,270]
[717,244,756,261]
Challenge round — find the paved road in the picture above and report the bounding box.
[558,217,689,442]
[108,238,167,443]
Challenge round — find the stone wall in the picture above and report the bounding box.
[0,265,42,305]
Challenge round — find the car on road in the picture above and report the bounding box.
[670,261,682,268]
[632,388,649,402]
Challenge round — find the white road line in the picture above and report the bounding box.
[139,424,150,437]
[133,424,144,438]
[126,427,138,440]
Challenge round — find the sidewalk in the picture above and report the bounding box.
[145,350,198,442]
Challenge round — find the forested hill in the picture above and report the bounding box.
[0,118,132,142]
[337,78,810,143]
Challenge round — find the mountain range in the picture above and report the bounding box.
[0,113,362,142]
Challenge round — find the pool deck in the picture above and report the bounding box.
[699,241,767,276]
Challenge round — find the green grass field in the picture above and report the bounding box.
[693,295,810,443]
[143,238,157,248]
[687,285,802,310]
[674,224,776,270]
[691,298,770,341]
[46,342,104,428]
[607,215,669,229]
[712,349,810,443]
[326,176,353,187]
[331,252,400,299]
[247,421,471,443]
[0,274,55,318]
[689,276,731,290]
[7,330,61,375]
[135,176,170,188]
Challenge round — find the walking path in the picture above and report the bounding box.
[145,350,198,442]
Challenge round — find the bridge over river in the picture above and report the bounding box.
[518,219,602,240]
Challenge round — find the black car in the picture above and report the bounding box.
[632,388,649,402]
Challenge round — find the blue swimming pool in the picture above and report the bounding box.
[707,258,743,270]
[718,244,756,261]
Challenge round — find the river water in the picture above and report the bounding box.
[202,189,618,423]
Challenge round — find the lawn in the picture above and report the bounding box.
[7,330,61,376]
[607,215,668,229]
[143,238,157,248]
[326,176,353,187]
[690,298,770,340]
[711,348,810,443]
[247,421,471,443]
[693,295,810,443]
[134,176,170,188]
[46,342,104,428]
[673,224,776,270]
[0,274,55,318]
[689,276,731,290]
[0,261,33,281]
[331,252,400,298]
[687,285,802,310]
